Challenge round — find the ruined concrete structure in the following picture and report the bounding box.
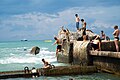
[1,29,120,79]
[57,29,96,64]
[57,29,120,75]
[0,66,97,79]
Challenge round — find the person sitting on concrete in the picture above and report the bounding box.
[106,36,110,41]
[42,59,55,69]
[42,59,51,69]
[24,66,29,73]
[100,30,106,40]
[31,67,39,78]
[90,35,101,51]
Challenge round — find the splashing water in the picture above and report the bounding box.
[0,40,120,80]
[0,40,66,71]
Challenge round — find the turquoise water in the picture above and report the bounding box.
[0,40,120,80]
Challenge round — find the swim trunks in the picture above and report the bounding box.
[57,45,62,50]
[82,28,86,35]
[114,37,119,41]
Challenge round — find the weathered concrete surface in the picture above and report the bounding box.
[68,30,97,41]
[73,41,91,65]
[0,70,39,79]
[57,52,70,63]
[90,51,120,58]
[90,51,120,76]
[0,66,97,79]
[57,43,73,63]
[40,65,97,76]
[101,41,120,51]
[57,29,97,64]
[62,39,70,56]
[57,28,120,76]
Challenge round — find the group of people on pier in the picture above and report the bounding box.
[75,14,120,52]
[53,13,120,56]
[26,14,120,78]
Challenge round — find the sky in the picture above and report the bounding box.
[0,0,120,41]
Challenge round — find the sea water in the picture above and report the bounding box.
[0,40,120,80]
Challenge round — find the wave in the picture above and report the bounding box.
[0,47,56,64]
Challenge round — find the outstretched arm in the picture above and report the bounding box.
[53,41,57,45]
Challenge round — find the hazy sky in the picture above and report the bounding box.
[0,0,120,41]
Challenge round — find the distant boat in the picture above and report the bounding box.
[44,40,52,42]
[21,39,28,41]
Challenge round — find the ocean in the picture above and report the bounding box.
[0,40,120,80]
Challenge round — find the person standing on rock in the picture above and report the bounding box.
[75,14,80,31]
[81,19,87,36]
[113,25,120,52]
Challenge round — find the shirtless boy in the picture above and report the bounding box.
[81,19,87,36]
[75,14,80,30]
[113,25,120,52]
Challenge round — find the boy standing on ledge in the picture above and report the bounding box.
[81,19,87,36]
[113,25,120,52]
[75,14,80,31]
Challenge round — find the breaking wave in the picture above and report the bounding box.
[0,47,56,64]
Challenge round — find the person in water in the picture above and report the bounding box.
[53,36,62,55]
[113,25,120,52]
[75,14,80,31]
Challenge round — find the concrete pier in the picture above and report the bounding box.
[0,65,97,79]
[57,28,120,76]
[40,65,97,76]
[0,70,39,79]
[90,50,120,76]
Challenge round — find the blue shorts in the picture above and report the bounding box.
[76,22,79,29]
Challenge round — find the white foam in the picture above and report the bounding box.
[0,48,56,64]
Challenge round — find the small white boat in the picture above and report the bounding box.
[21,39,28,41]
